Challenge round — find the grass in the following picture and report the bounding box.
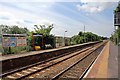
[1,45,33,55]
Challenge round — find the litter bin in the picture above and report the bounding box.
[35,46,41,51]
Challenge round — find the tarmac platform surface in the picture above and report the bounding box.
[0,41,97,61]
[85,41,118,79]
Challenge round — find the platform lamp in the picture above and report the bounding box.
[64,30,67,46]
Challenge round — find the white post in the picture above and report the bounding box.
[84,25,85,42]
[64,31,67,46]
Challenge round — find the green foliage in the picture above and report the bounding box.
[111,27,120,45]
[1,24,29,34]
[34,24,53,35]
[71,32,102,45]
[117,27,120,38]
[114,3,120,13]
[34,24,55,48]
[26,31,33,51]
[78,31,83,36]
[44,35,55,48]
[1,24,31,54]
[3,46,27,55]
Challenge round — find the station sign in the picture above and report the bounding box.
[2,37,17,47]
[2,34,27,47]
[22,37,27,46]
[17,37,27,46]
[9,37,17,47]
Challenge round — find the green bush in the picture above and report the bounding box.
[71,32,103,45]
[2,46,28,55]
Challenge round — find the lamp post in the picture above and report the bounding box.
[0,26,3,44]
[84,25,86,43]
[64,30,67,46]
[115,26,118,45]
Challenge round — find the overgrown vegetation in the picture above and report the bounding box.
[0,24,55,54]
[0,25,29,55]
[34,24,53,35]
[1,24,29,34]
[0,24,105,55]
[71,31,103,45]
[114,2,120,13]
[34,24,55,48]
[111,2,120,45]
[110,27,120,45]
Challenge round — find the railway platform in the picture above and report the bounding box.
[84,41,118,79]
[0,41,97,61]
[0,41,100,74]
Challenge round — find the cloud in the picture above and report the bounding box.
[0,2,116,37]
[0,2,84,37]
[0,0,119,2]
[0,3,54,25]
[0,16,10,20]
[0,0,56,2]
[76,2,115,13]
[80,0,119,2]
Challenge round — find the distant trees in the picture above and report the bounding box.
[71,31,103,45]
[0,24,29,34]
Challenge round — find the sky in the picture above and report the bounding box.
[0,0,119,37]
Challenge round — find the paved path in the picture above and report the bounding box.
[108,42,118,78]
[85,41,119,79]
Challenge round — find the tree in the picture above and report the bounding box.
[114,3,120,13]
[34,24,55,48]
[1,24,30,54]
[0,24,29,34]
[34,24,53,35]
[0,24,10,34]
[71,31,102,45]
[78,31,83,36]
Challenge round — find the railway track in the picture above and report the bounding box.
[1,41,106,79]
[1,44,90,77]
[28,41,106,79]
[52,43,105,80]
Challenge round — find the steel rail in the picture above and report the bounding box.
[1,46,85,78]
[51,42,106,80]
[15,47,93,80]
[2,45,95,79]
[79,43,106,79]
[1,49,79,77]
